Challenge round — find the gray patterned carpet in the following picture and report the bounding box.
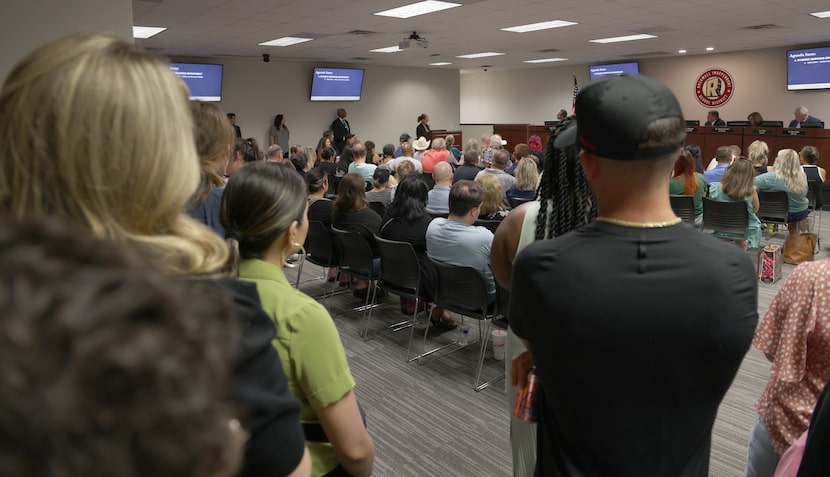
[291,219,826,477]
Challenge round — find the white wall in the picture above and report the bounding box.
[460,47,830,126]
[182,57,461,152]
[0,0,133,82]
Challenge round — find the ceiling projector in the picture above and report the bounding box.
[399,32,428,49]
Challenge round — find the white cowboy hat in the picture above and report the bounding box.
[412,136,431,151]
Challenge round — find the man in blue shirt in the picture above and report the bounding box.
[704,110,726,126]
[703,146,733,183]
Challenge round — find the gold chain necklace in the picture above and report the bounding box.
[596,216,682,228]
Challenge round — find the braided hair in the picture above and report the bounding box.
[534,116,597,241]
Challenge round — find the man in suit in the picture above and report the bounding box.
[705,110,726,126]
[330,108,351,153]
[227,113,242,138]
[789,106,822,128]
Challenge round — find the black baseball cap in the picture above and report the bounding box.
[555,74,685,160]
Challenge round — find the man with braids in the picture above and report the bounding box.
[508,75,758,476]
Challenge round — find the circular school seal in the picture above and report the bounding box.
[695,68,734,108]
[695,68,734,107]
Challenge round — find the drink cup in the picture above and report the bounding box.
[491,329,507,360]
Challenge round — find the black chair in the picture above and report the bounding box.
[295,220,338,294]
[327,175,341,198]
[474,219,501,234]
[429,259,503,392]
[507,196,534,209]
[370,236,428,353]
[331,227,383,321]
[368,201,387,218]
[669,195,696,225]
[428,211,448,219]
[702,197,748,244]
[757,190,789,238]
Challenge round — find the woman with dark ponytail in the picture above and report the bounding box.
[491,117,596,477]
[222,163,375,477]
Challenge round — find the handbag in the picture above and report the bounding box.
[758,244,782,283]
[783,233,817,265]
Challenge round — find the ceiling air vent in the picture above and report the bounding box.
[348,30,378,36]
[352,57,372,61]
[536,48,561,53]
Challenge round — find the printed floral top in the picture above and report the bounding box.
[753,259,830,455]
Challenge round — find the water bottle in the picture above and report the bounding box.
[460,324,469,345]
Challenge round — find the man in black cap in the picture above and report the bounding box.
[509,75,758,476]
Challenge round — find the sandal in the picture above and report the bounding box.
[429,312,458,331]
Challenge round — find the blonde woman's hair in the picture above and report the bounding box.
[747,140,769,167]
[190,101,233,206]
[514,157,540,192]
[720,158,755,200]
[465,138,480,154]
[475,173,507,215]
[773,149,808,195]
[0,32,228,275]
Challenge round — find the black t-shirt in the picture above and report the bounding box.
[453,163,480,183]
[510,221,758,477]
[216,278,305,477]
[332,207,382,255]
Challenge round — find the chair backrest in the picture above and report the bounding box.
[368,201,387,218]
[474,219,501,234]
[328,175,341,195]
[757,190,789,223]
[331,227,375,272]
[507,196,533,209]
[702,198,749,239]
[669,195,696,225]
[306,220,336,267]
[428,211,448,219]
[806,181,820,210]
[430,258,491,319]
[375,235,421,297]
[422,172,435,190]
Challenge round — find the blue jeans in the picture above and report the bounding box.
[745,414,779,477]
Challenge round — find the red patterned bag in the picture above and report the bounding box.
[758,244,782,283]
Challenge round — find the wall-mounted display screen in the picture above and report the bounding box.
[589,62,639,81]
[169,63,223,101]
[787,46,830,91]
[311,67,364,101]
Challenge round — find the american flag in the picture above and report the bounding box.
[572,74,579,114]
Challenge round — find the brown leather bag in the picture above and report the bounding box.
[783,233,817,265]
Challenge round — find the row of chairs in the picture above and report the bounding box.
[671,181,822,248]
[300,220,505,391]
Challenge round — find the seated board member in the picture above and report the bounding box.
[788,106,822,128]
[510,75,757,476]
[0,33,310,477]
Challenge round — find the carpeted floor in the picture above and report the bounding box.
[291,219,826,477]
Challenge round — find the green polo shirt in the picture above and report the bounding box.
[239,258,355,476]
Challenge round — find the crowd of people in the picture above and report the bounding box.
[2,32,830,477]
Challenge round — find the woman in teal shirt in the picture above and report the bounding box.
[754,148,809,234]
[222,163,374,477]
[709,158,761,250]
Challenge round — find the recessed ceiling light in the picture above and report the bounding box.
[809,10,830,18]
[133,26,166,39]
[500,20,578,33]
[589,33,657,44]
[678,49,687,54]
[258,37,313,47]
[374,0,461,19]
[370,46,403,53]
[430,62,452,66]
[706,47,714,51]
[523,58,568,64]
[456,52,505,59]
